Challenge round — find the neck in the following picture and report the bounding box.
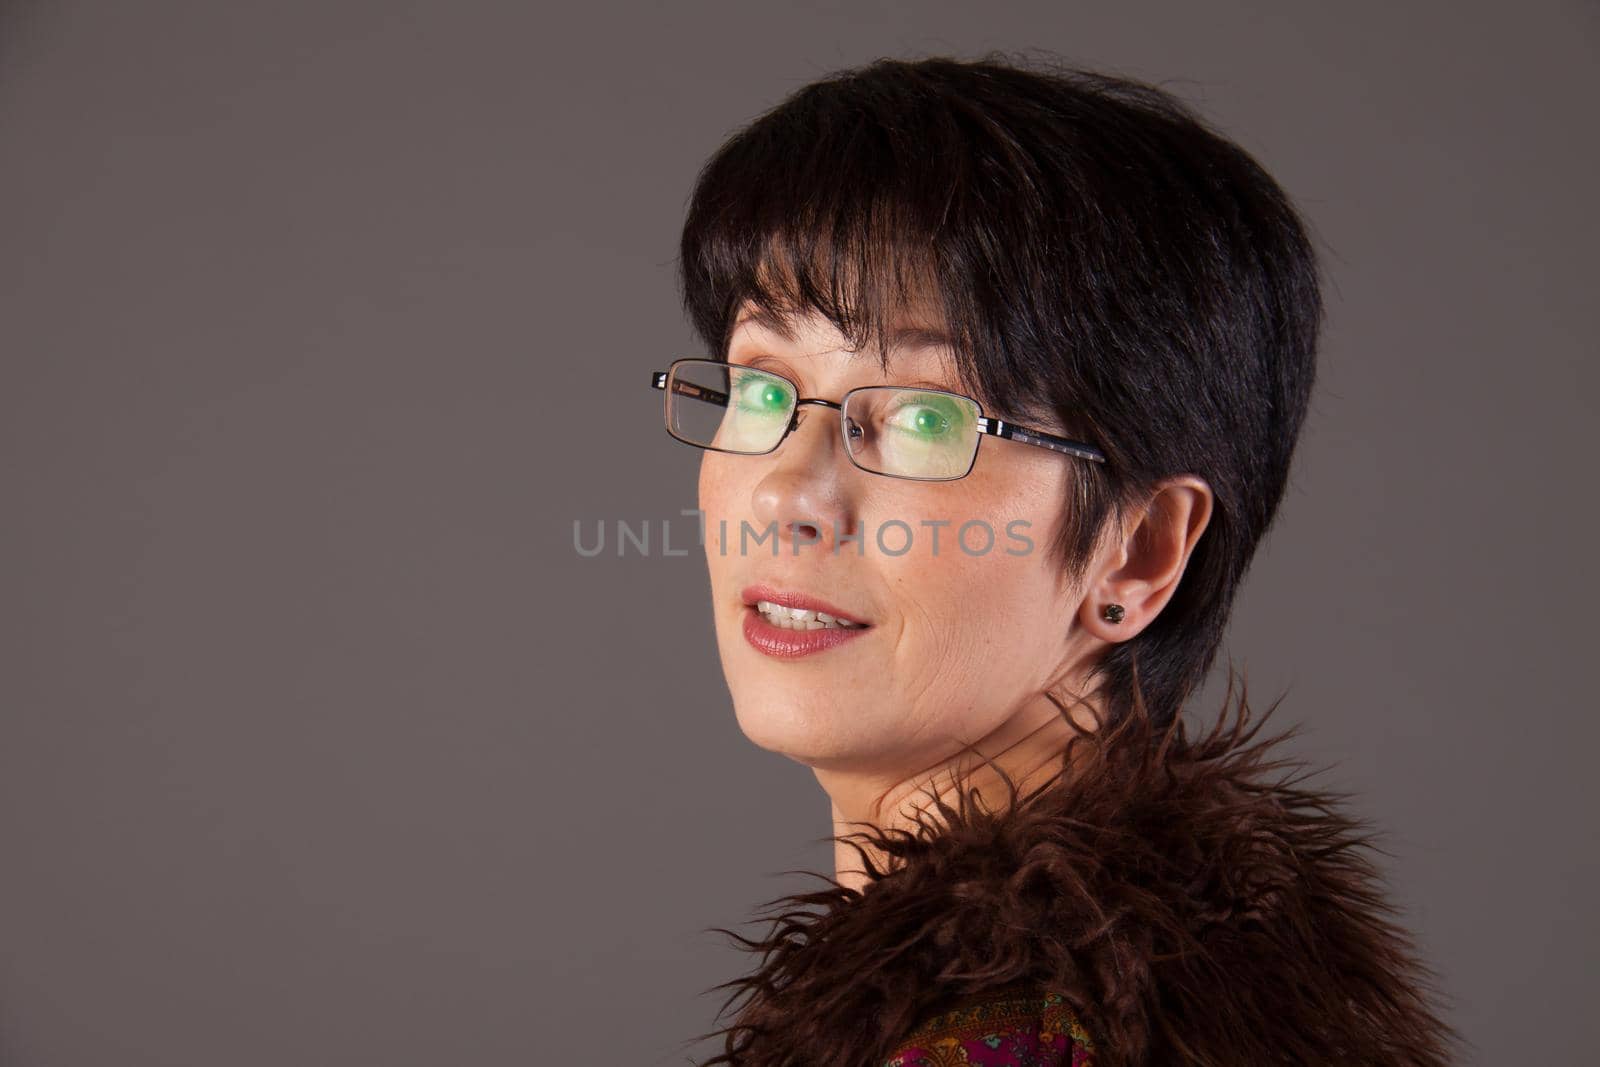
[819,690,1099,894]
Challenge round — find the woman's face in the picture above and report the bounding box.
[699,304,1108,789]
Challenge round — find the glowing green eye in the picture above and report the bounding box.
[736,374,793,415]
[889,393,965,439]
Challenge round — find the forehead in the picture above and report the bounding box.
[730,300,956,365]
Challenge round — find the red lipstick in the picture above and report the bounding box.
[739,584,872,659]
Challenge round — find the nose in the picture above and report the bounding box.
[749,400,857,554]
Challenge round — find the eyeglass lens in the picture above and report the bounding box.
[664,360,982,480]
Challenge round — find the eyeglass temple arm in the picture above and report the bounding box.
[976,416,1106,464]
[651,371,729,407]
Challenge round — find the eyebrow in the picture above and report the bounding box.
[733,305,797,341]
[733,306,953,355]
[733,347,938,383]
[885,325,953,353]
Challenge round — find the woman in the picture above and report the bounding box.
[656,55,1456,1066]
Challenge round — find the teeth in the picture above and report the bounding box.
[755,600,865,630]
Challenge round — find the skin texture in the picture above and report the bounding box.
[698,303,1213,893]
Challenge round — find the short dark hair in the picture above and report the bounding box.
[677,53,1323,729]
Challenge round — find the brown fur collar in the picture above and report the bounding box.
[690,676,1459,1066]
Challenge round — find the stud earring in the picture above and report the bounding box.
[1102,603,1126,624]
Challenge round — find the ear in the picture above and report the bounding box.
[1080,476,1214,641]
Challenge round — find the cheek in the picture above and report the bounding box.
[893,542,1062,671]
[697,452,722,512]
[875,500,1065,692]
[699,453,776,589]
[698,454,746,540]
[699,457,731,572]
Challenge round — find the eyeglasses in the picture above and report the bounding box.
[649,357,1107,482]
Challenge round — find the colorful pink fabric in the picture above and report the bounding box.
[881,988,1096,1066]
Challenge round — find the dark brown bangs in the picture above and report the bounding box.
[691,186,952,380]
[677,76,987,382]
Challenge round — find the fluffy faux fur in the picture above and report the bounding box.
[687,672,1459,1066]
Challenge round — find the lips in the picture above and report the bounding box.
[739,584,873,659]
[739,585,871,627]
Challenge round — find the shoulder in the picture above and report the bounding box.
[697,705,1455,1064]
[881,986,1097,1067]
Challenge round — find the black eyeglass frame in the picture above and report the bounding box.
[649,358,1107,482]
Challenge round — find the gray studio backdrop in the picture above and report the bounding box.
[1,2,1593,1064]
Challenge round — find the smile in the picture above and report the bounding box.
[755,601,867,630]
[741,603,872,659]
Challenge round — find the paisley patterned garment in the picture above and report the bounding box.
[880,988,1096,1066]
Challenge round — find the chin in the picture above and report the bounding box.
[730,688,912,774]
[729,689,817,752]
[728,689,855,763]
